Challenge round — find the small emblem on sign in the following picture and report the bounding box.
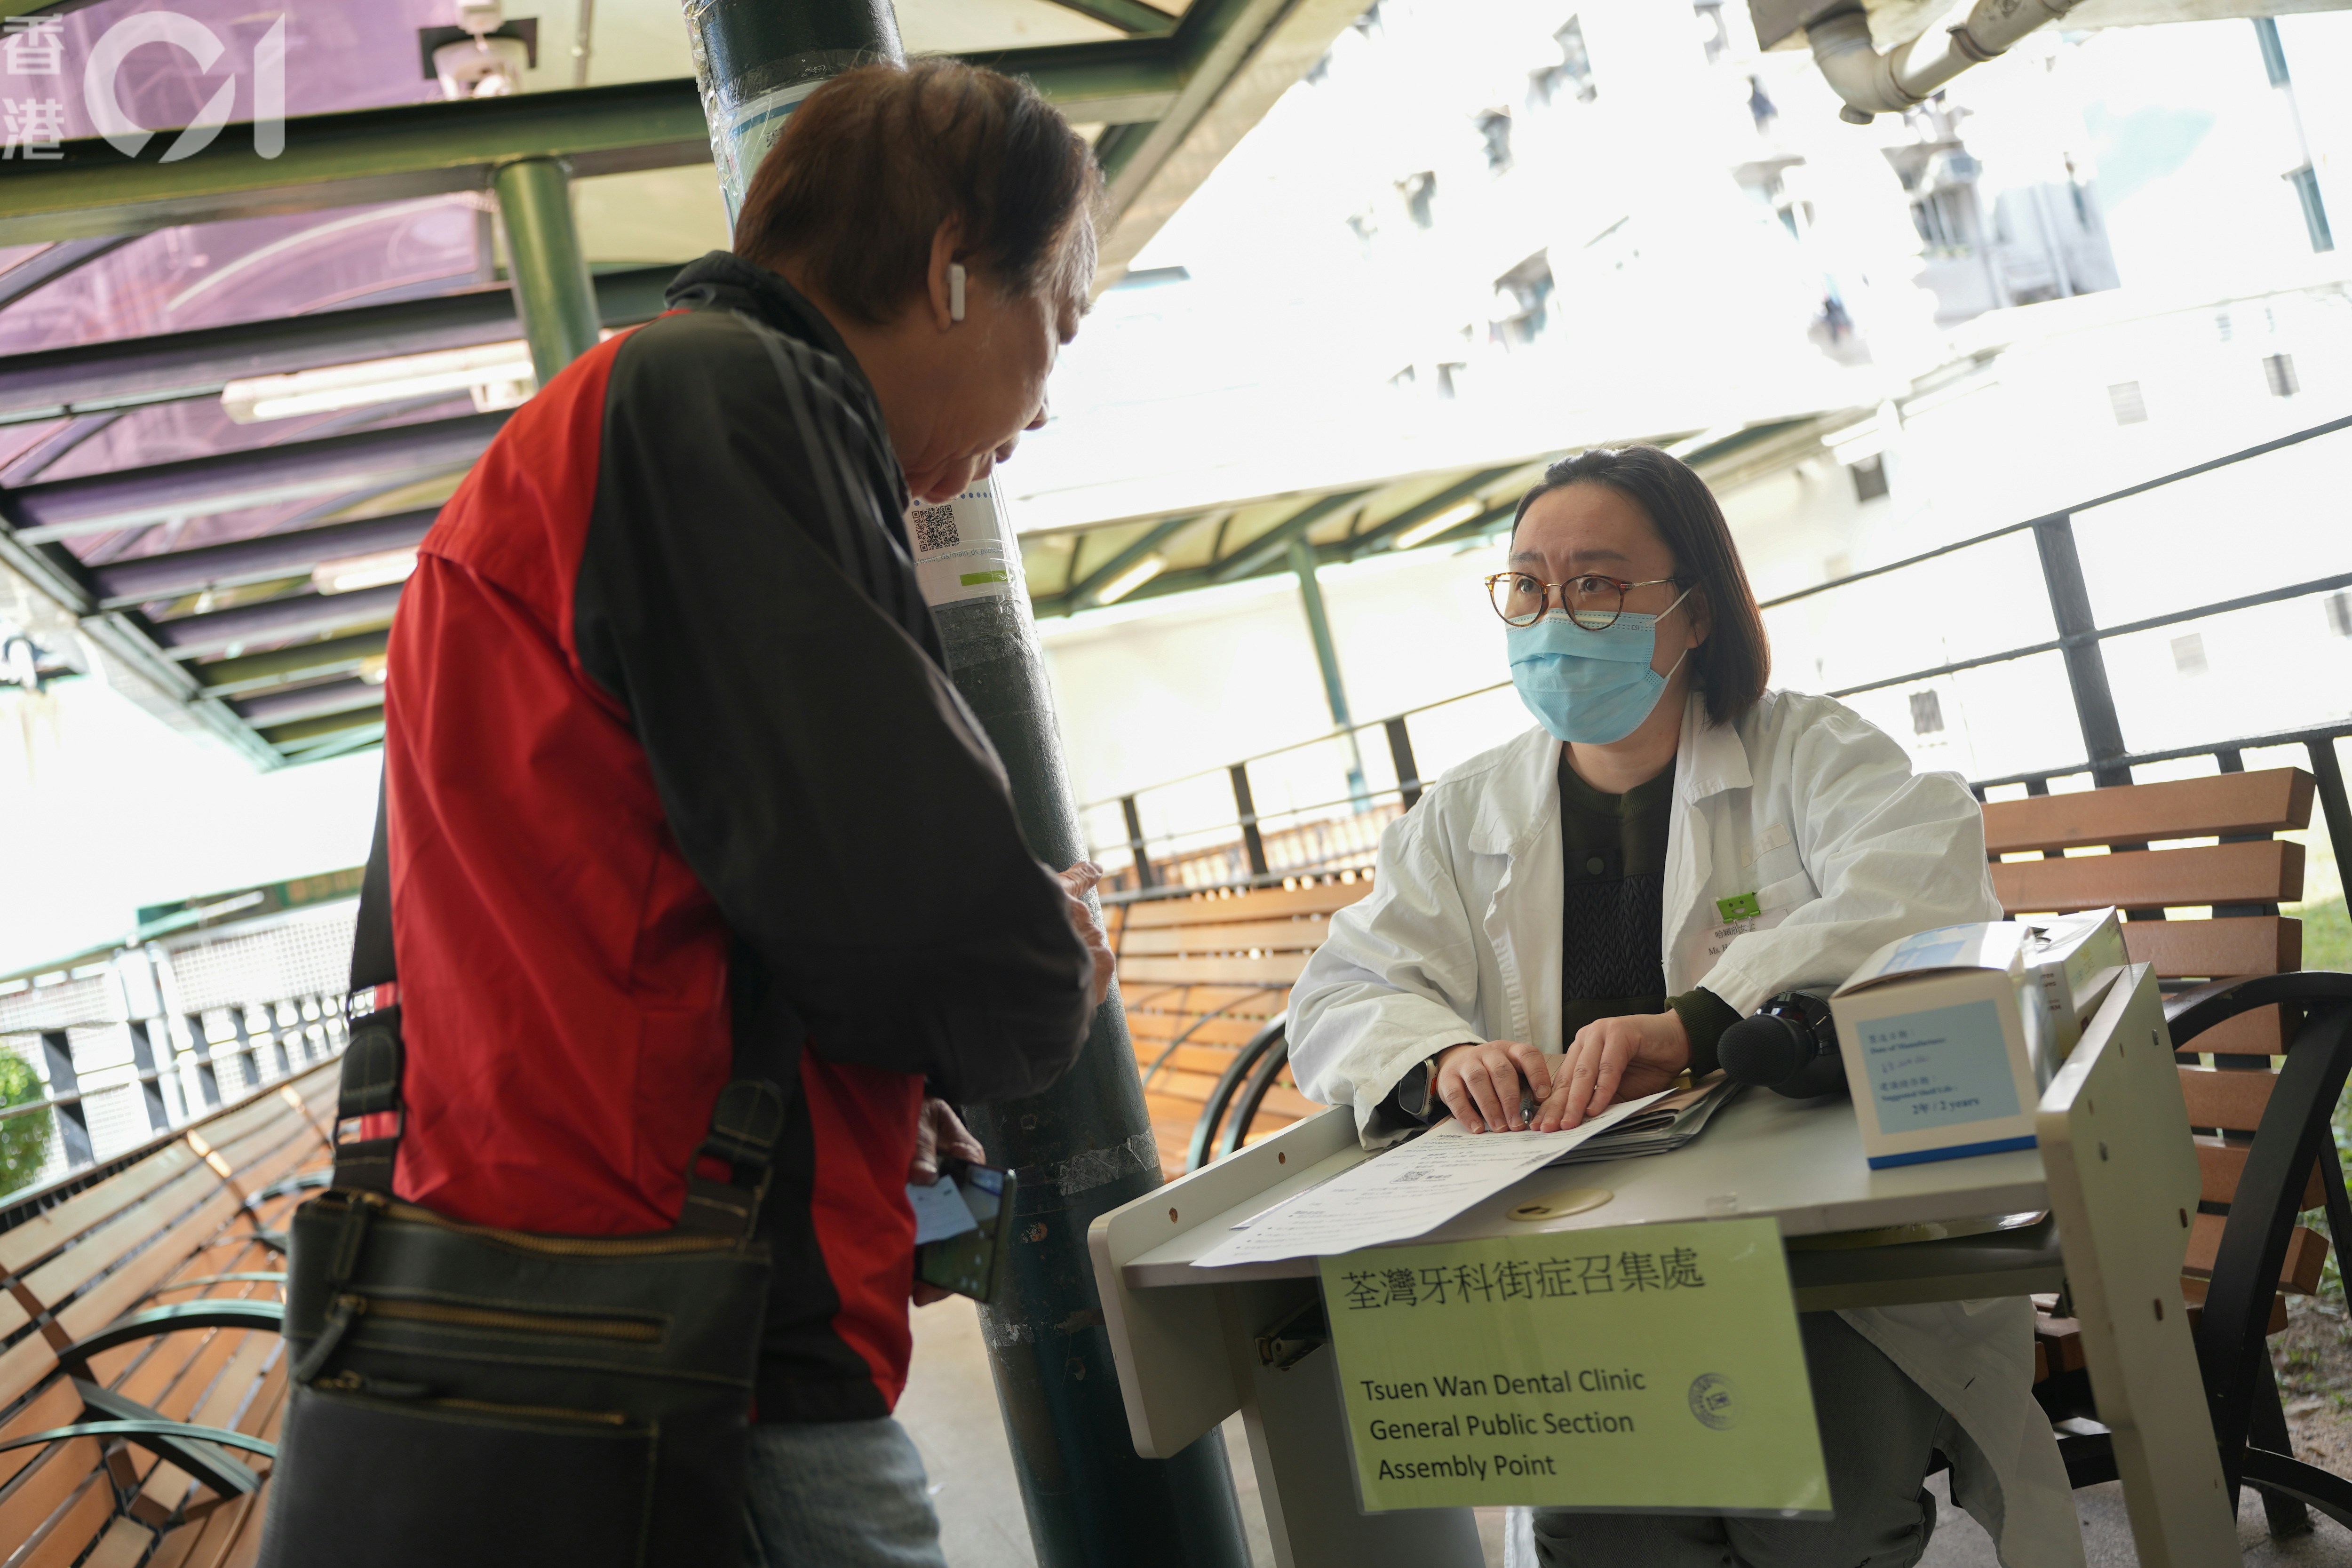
[1688,1372,1738,1429]
[1716,892,1762,923]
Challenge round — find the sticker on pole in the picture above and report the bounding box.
[1318,1219,1828,1516]
[910,481,1021,607]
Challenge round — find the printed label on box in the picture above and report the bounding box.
[1859,999,2021,1134]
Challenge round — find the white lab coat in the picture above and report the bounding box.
[1289,688,2085,1568]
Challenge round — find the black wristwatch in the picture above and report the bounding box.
[1396,1046,1475,1122]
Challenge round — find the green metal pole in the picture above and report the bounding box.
[490,157,600,384]
[1287,534,1369,804]
[678,8,1251,1565]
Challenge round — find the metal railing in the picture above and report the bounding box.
[1085,411,2352,902]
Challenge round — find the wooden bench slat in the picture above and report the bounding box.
[6,1111,318,1346]
[1144,1068,1226,1108]
[2120,916,2298,978]
[0,1382,83,1494]
[1135,1043,1249,1079]
[2195,1137,2324,1210]
[1128,1017,1277,1051]
[2179,1275,2291,1331]
[2183,1006,2285,1058]
[17,1469,115,1568]
[2179,1065,2277,1130]
[0,1065,333,1279]
[1255,1085,1321,1121]
[83,1515,157,1568]
[1983,768,2313,852]
[2184,1212,2328,1293]
[1120,984,1285,1016]
[1993,839,2302,914]
[1120,916,1338,955]
[1120,954,1307,987]
[0,1439,106,1562]
[1120,881,1374,928]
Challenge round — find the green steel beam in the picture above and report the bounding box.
[1343,465,1527,558]
[0,45,1187,247]
[1208,489,1371,584]
[493,159,601,382]
[261,706,384,748]
[1286,533,1353,729]
[1035,0,1181,34]
[1058,513,1198,613]
[193,630,390,696]
[1089,0,1372,281]
[0,80,714,247]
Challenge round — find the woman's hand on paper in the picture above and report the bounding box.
[1432,1040,1554,1133]
[1539,1011,1692,1132]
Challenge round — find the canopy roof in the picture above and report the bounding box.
[0,0,1366,766]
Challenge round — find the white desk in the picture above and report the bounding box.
[1089,966,2238,1568]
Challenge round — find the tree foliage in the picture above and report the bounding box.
[0,1053,54,1199]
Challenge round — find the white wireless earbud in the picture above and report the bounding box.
[948,263,966,323]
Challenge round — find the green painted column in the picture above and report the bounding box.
[491,157,600,384]
[1287,535,1369,803]
[678,8,1251,1566]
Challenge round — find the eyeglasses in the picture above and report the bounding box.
[1485,572,1685,630]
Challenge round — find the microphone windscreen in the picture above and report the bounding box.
[1718,1012,1808,1090]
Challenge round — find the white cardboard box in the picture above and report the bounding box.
[1832,923,2050,1169]
[2021,907,2129,1070]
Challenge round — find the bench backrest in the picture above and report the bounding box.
[1115,876,1374,1169]
[0,1065,336,1565]
[1983,766,2326,1300]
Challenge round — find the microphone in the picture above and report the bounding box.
[1718,989,1846,1100]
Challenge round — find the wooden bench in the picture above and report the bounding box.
[1982,765,2350,1531]
[0,1063,337,1567]
[1114,876,1376,1173]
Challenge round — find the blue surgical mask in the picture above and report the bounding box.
[1506,589,1693,745]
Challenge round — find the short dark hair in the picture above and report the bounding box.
[1510,446,1771,726]
[733,59,1101,325]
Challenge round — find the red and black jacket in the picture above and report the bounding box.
[381,252,1092,1423]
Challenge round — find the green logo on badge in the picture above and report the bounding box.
[1689,1373,1738,1429]
[1716,892,1762,923]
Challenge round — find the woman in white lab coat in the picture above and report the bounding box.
[1287,446,2082,1568]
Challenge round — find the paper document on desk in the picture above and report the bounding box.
[1192,1091,1669,1268]
[1542,1073,1745,1167]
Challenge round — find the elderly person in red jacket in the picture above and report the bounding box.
[383,61,1110,1566]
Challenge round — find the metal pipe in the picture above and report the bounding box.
[492,157,602,384]
[1287,534,1369,806]
[2031,515,2129,786]
[676,4,1249,1558]
[148,582,403,659]
[0,266,677,429]
[11,411,509,543]
[1808,0,2082,125]
[93,509,437,608]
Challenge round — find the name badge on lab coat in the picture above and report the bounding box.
[1682,874,1813,978]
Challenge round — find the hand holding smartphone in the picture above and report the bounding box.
[909,1157,1017,1303]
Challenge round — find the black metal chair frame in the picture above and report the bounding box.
[1186,1020,1289,1172]
[4,1297,290,1520]
[2049,971,2352,1536]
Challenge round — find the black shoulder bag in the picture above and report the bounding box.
[258,780,795,1568]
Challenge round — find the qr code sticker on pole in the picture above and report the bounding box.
[908,482,1017,607]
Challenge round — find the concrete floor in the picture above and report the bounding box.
[902,1296,2352,1566]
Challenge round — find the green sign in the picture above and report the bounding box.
[1318,1218,1828,1515]
[1716,891,1763,923]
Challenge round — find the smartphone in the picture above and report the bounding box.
[910,1158,1017,1304]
